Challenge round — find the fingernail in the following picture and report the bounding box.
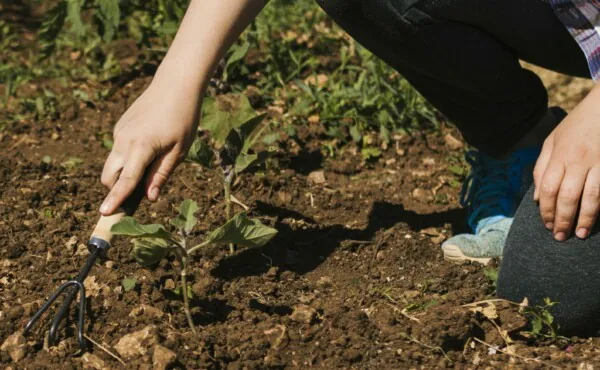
[577,228,589,239]
[100,197,113,213]
[554,232,566,242]
[150,187,159,200]
[545,222,553,230]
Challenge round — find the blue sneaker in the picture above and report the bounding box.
[442,148,541,264]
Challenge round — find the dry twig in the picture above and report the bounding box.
[83,334,126,366]
[471,337,558,369]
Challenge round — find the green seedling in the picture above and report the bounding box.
[188,93,274,253]
[111,199,277,334]
[483,267,498,292]
[521,297,565,342]
[121,277,137,292]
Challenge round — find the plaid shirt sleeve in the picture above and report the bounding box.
[550,0,600,81]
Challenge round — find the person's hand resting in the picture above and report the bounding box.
[534,83,600,241]
[99,75,199,215]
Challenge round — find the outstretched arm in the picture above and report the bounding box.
[100,0,268,215]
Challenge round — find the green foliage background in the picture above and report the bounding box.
[2,0,437,147]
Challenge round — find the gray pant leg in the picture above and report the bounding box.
[498,185,600,336]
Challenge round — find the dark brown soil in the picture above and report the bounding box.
[1,54,599,369]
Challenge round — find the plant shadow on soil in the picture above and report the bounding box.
[212,200,466,280]
[162,290,235,326]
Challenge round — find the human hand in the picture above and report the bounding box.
[99,76,200,215]
[533,85,600,241]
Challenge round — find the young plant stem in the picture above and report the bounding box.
[180,263,197,335]
[224,172,234,254]
[176,244,197,336]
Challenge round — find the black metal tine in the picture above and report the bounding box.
[48,248,100,346]
[23,280,87,350]
[23,247,101,351]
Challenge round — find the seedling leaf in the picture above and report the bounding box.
[220,129,243,166]
[111,216,172,240]
[205,212,277,248]
[448,165,465,176]
[238,113,267,152]
[187,138,214,167]
[122,277,137,292]
[349,125,362,143]
[38,2,68,58]
[361,147,381,161]
[130,237,170,266]
[60,157,83,170]
[66,0,85,38]
[235,153,258,174]
[235,151,273,174]
[173,283,195,299]
[224,41,250,80]
[200,94,256,145]
[169,199,199,234]
[96,0,120,42]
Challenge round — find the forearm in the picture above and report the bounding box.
[154,0,268,94]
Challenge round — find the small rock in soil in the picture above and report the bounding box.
[6,306,24,321]
[411,170,434,178]
[290,304,317,324]
[75,243,89,256]
[84,276,101,298]
[422,157,436,166]
[307,170,326,184]
[129,304,164,319]
[444,133,464,150]
[113,325,158,359]
[277,191,292,203]
[65,236,78,252]
[164,279,176,290]
[316,276,332,287]
[152,344,177,370]
[265,266,279,281]
[264,325,288,349]
[80,353,106,370]
[412,188,433,201]
[420,227,448,243]
[1,331,28,363]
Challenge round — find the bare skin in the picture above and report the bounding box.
[534,82,600,241]
[99,0,268,215]
[100,0,600,242]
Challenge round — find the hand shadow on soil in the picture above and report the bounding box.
[211,201,465,280]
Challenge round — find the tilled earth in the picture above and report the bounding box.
[1,61,600,369]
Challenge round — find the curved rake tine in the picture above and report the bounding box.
[24,247,100,351]
[23,280,87,351]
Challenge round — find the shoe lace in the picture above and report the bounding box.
[460,151,518,230]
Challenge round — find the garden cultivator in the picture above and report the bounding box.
[23,185,145,351]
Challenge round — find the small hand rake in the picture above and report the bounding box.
[23,185,145,351]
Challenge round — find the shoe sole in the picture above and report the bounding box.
[441,243,491,265]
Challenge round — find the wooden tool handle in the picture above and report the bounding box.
[90,182,146,245]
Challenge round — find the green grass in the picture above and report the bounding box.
[2,0,438,152]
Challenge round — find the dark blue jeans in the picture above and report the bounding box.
[316,0,589,156]
[316,0,597,335]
